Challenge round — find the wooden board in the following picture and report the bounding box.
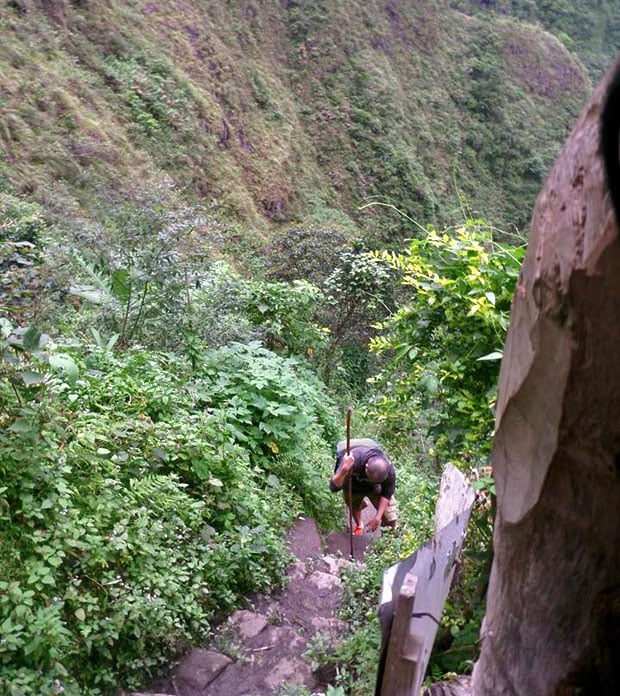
[376,464,476,696]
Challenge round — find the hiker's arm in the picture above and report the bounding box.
[330,453,354,491]
[368,496,390,531]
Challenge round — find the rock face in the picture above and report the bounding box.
[472,57,620,695]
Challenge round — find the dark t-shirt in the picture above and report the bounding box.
[330,445,396,499]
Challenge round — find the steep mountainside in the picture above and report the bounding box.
[450,0,619,79]
[0,0,601,239]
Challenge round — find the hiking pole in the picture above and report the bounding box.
[346,406,354,559]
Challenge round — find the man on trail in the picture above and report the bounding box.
[329,438,397,535]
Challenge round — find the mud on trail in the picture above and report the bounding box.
[130,512,378,696]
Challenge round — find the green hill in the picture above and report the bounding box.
[0,0,603,241]
[450,0,619,79]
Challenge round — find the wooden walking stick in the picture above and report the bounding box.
[346,405,354,559]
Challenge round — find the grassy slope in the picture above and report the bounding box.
[0,0,593,240]
[449,0,619,79]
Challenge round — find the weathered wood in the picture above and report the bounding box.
[376,464,475,695]
[424,675,472,696]
[471,56,620,695]
[381,573,421,696]
[434,463,476,535]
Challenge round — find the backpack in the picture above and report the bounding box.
[334,438,381,470]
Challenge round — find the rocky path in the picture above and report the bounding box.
[130,514,376,696]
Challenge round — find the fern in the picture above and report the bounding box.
[68,250,119,311]
[124,473,204,520]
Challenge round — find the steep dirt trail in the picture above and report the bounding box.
[130,513,377,696]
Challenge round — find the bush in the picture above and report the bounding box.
[367,219,524,463]
[0,325,341,694]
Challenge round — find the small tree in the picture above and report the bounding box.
[321,243,395,394]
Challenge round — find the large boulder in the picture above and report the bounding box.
[472,56,620,695]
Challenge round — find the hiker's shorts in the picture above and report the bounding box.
[343,490,398,525]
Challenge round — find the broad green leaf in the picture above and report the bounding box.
[111,268,131,303]
[22,326,42,351]
[21,370,45,386]
[48,354,79,383]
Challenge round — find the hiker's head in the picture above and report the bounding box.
[365,456,389,483]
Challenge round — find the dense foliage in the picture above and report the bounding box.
[0,166,527,694]
[316,220,521,692]
[450,0,620,77]
[0,0,596,238]
[368,220,525,464]
[0,321,341,694]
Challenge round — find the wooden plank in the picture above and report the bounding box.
[376,465,475,696]
[380,572,421,696]
[434,463,476,536]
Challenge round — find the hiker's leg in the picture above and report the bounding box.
[351,493,366,527]
[381,495,398,529]
[342,491,365,528]
[367,492,398,529]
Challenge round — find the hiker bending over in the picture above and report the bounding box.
[329,438,397,535]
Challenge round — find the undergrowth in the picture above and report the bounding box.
[0,324,341,695]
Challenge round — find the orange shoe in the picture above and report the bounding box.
[353,525,364,536]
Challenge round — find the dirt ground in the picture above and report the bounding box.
[136,508,379,696]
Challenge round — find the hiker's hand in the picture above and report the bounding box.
[367,517,381,532]
[331,453,355,490]
[342,454,354,470]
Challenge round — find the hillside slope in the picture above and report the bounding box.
[450,0,619,79]
[0,0,594,238]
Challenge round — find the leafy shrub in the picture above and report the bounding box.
[0,325,341,694]
[320,244,396,395]
[66,206,333,365]
[192,341,339,459]
[0,194,50,244]
[243,279,327,358]
[103,56,191,136]
[66,201,200,350]
[263,225,349,285]
[367,219,524,464]
[360,218,519,683]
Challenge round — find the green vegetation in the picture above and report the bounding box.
[0,0,599,238]
[0,323,341,694]
[0,0,614,693]
[369,219,525,461]
[1,180,519,693]
[307,219,515,694]
[450,0,619,78]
